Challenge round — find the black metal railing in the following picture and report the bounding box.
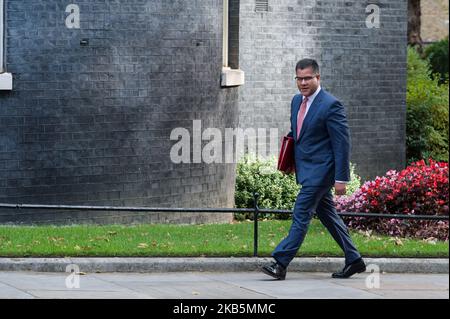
[0,193,448,257]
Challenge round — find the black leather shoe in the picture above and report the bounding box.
[262,262,287,280]
[332,258,366,279]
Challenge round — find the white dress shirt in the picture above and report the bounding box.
[302,85,321,118]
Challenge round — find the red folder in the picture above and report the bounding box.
[277,136,295,174]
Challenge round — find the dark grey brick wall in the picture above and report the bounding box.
[0,0,238,224]
[0,0,409,225]
[237,0,408,181]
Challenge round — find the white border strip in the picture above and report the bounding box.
[0,258,447,274]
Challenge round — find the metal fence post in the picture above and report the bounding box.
[253,192,260,257]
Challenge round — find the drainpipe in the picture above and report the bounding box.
[223,0,229,68]
[221,0,244,87]
[0,0,12,90]
[0,0,4,73]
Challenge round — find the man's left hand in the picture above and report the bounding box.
[334,182,346,196]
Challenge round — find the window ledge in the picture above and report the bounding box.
[0,72,13,90]
[221,67,245,87]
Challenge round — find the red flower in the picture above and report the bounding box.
[335,159,449,241]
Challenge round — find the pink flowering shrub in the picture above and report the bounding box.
[336,160,449,241]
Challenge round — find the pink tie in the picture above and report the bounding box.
[296,97,308,140]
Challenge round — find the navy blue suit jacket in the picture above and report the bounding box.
[287,89,351,187]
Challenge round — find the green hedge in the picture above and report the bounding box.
[406,47,449,163]
[424,37,449,84]
[234,155,361,220]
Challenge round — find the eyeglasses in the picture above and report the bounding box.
[295,76,317,82]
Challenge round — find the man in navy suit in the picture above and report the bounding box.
[262,59,366,280]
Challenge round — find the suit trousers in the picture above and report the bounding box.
[272,186,361,268]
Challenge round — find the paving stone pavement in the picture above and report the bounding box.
[0,271,448,299]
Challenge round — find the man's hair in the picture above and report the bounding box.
[295,59,320,74]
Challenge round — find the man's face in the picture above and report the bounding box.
[296,67,320,97]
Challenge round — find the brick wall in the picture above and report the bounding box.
[0,0,237,224]
[0,0,410,224]
[237,0,408,181]
[421,0,449,42]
